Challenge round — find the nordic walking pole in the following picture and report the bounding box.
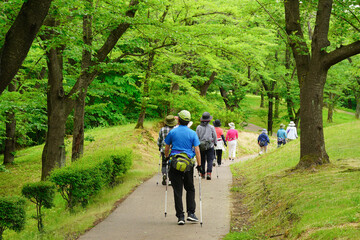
[157,153,161,185]
[164,163,168,217]
[215,160,219,178]
[198,169,203,227]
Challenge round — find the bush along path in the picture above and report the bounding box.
[79,155,256,240]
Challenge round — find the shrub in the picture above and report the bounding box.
[21,181,56,232]
[0,196,26,240]
[50,163,105,209]
[110,150,133,185]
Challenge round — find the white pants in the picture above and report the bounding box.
[228,140,237,159]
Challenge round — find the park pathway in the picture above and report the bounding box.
[79,155,254,240]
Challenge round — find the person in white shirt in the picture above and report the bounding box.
[286,121,298,141]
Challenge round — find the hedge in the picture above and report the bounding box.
[0,196,26,240]
[50,149,133,209]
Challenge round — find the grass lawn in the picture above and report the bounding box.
[227,120,360,239]
[0,121,159,240]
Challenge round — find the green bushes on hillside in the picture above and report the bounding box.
[0,197,26,240]
[50,150,133,209]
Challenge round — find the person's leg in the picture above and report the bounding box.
[161,152,166,175]
[216,150,222,165]
[183,168,196,214]
[169,168,184,219]
[206,148,214,173]
[200,150,206,177]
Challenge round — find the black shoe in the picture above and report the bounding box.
[212,162,216,167]
[187,213,199,222]
[178,216,185,225]
[162,174,166,185]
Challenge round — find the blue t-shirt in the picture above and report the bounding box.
[165,125,200,158]
[277,128,287,139]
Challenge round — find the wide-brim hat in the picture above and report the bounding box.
[165,115,177,127]
[228,122,235,128]
[280,123,285,128]
[262,129,268,133]
[200,112,213,122]
[289,121,296,127]
[213,119,221,127]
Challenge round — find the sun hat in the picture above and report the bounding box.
[262,129,268,133]
[165,115,177,127]
[213,119,221,127]
[228,122,235,129]
[280,123,285,128]
[289,121,296,127]
[200,112,212,122]
[178,110,191,121]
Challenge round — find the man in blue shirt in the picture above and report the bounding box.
[277,123,287,148]
[164,110,202,225]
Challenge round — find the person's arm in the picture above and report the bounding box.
[221,134,227,146]
[164,144,170,158]
[194,146,201,166]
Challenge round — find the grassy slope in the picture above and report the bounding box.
[228,120,360,239]
[0,122,159,240]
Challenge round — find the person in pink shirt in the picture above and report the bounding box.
[213,119,227,166]
[225,122,238,161]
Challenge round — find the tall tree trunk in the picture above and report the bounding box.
[42,47,72,180]
[72,4,93,161]
[3,83,16,164]
[135,52,155,129]
[200,71,217,96]
[0,0,53,94]
[355,93,360,119]
[267,93,274,135]
[274,93,280,119]
[327,92,333,123]
[260,90,265,108]
[296,69,329,168]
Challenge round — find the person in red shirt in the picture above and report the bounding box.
[225,122,238,161]
[213,119,227,166]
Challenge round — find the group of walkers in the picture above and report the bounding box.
[257,121,298,154]
[156,109,298,225]
[156,110,239,225]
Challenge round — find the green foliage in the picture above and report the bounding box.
[21,181,56,231]
[50,148,133,209]
[110,150,133,185]
[0,196,26,239]
[50,161,107,209]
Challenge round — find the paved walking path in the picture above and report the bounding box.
[79,156,254,240]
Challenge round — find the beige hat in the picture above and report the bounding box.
[228,122,235,129]
[165,115,177,127]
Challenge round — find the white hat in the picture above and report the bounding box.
[289,121,296,127]
[228,122,235,129]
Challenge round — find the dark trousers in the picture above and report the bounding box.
[200,148,215,174]
[160,152,168,175]
[215,149,223,165]
[168,167,196,218]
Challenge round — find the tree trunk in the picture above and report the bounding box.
[327,92,333,123]
[41,47,72,180]
[135,52,155,129]
[267,93,274,136]
[355,93,360,119]
[0,0,53,94]
[274,93,280,119]
[296,69,329,168]
[260,91,265,108]
[200,71,217,96]
[3,83,16,164]
[72,5,93,161]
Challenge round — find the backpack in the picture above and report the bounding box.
[199,140,212,151]
[259,140,267,147]
[170,153,194,172]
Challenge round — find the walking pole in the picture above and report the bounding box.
[215,160,219,178]
[198,169,203,227]
[164,164,168,217]
[157,153,161,185]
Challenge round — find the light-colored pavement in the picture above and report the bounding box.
[79,156,252,240]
